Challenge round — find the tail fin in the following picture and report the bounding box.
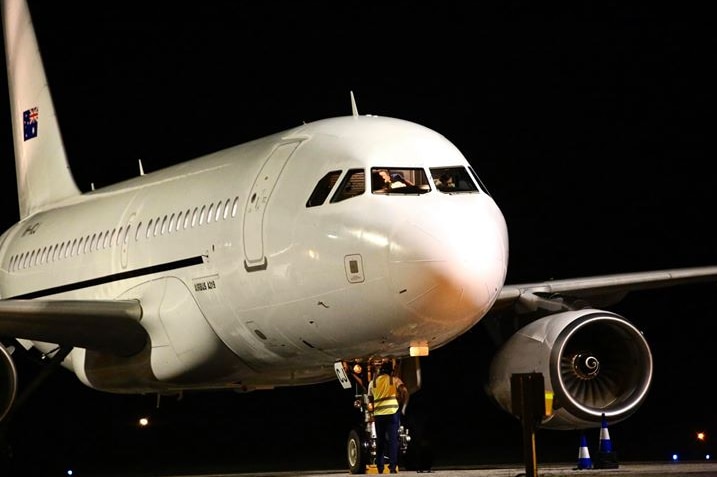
[2,0,80,219]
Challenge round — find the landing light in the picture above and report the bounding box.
[410,345,429,357]
[138,417,149,427]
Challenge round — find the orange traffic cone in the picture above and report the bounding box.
[576,433,593,469]
[594,413,619,469]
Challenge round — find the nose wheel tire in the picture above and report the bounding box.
[347,428,367,474]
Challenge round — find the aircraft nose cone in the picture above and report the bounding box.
[388,199,507,333]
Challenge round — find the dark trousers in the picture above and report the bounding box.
[374,411,400,472]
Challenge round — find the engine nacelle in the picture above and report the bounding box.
[486,309,652,430]
[0,343,18,422]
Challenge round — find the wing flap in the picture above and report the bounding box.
[0,299,146,357]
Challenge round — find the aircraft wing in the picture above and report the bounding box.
[0,299,146,357]
[492,265,717,313]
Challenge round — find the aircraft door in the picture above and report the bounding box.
[242,142,299,270]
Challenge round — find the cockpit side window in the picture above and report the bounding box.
[306,170,341,207]
[330,169,365,203]
[430,167,479,193]
[371,168,430,194]
[468,166,492,196]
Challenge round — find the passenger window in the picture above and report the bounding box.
[307,170,342,207]
[199,206,206,225]
[331,169,365,203]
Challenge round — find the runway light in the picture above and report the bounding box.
[671,453,679,462]
[697,431,707,442]
[138,417,149,427]
[66,470,73,476]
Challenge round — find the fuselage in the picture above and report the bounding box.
[0,115,509,392]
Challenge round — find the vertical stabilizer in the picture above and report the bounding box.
[1,0,80,219]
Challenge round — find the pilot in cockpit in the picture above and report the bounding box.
[373,169,391,192]
[390,173,412,188]
[374,169,412,191]
[434,173,455,191]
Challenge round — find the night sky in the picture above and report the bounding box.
[1,2,716,476]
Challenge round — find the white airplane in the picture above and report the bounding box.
[1,0,716,473]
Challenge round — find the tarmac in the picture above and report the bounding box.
[163,462,717,477]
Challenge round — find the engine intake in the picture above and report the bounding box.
[487,309,653,429]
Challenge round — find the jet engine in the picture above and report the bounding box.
[486,309,652,429]
[0,343,18,422]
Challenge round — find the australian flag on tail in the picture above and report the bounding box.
[23,106,39,141]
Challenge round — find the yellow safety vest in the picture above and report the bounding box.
[371,374,400,416]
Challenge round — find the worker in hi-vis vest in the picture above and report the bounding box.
[368,360,409,474]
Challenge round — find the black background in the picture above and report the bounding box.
[1,2,716,476]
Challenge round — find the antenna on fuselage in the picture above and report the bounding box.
[350,91,359,117]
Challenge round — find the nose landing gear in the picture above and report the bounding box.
[337,359,411,474]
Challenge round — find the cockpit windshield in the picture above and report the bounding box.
[306,166,485,208]
[370,168,431,194]
[429,167,479,193]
